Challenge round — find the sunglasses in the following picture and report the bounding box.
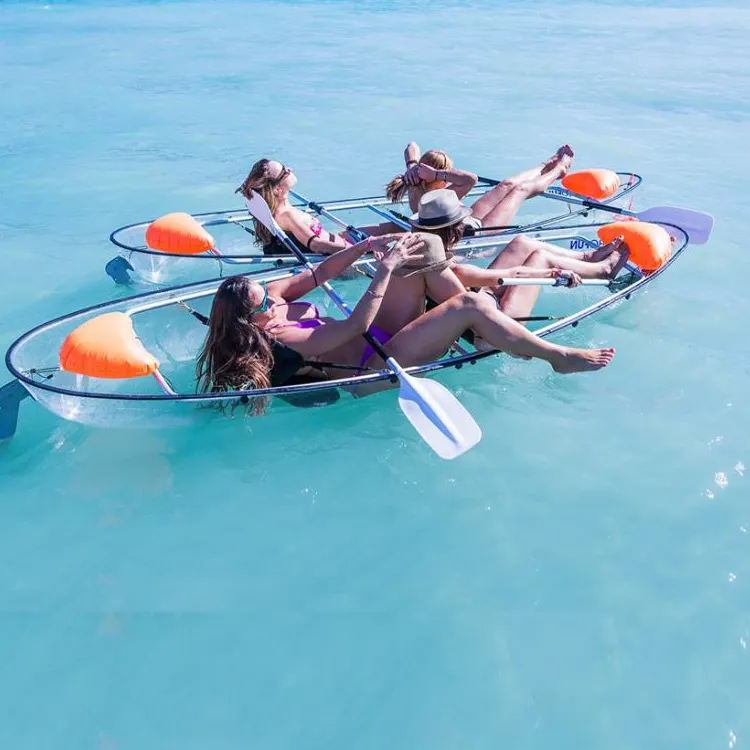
[254,285,271,314]
[269,164,292,184]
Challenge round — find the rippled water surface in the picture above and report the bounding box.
[1,1,749,748]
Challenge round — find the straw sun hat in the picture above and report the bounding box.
[392,232,455,277]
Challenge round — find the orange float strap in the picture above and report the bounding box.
[145,212,216,255]
[597,221,673,272]
[59,312,160,379]
[424,180,449,191]
[562,169,621,200]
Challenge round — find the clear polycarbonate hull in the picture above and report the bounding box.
[106,174,643,287]
[8,220,689,433]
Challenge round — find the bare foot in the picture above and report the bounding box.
[601,242,631,279]
[582,236,623,263]
[541,144,575,178]
[550,346,615,374]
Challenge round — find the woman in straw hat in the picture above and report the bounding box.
[409,189,630,321]
[385,141,576,231]
[198,231,616,399]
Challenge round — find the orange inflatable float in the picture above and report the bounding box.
[597,221,673,272]
[562,169,621,200]
[59,312,159,379]
[145,212,215,255]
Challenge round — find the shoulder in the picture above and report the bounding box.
[284,206,320,234]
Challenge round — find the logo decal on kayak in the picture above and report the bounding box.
[569,238,602,250]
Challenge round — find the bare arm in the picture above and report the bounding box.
[273,234,427,357]
[452,262,559,288]
[278,206,351,254]
[273,266,393,358]
[268,234,402,302]
[404,141,421,168]
[416,164,478,199]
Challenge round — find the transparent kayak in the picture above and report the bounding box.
[4,219,690,438]
[106,173,643,287]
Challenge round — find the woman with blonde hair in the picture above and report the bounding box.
[236,158,355,256]
[385,141,576,232]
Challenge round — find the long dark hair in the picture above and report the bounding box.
[235,158,284,248]
[196,276,275,414]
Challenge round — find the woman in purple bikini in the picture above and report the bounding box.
[197,232,617,398]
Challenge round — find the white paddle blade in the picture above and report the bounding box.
[245,192,284,236]
[637,206,714,245]
[397,373,482,460]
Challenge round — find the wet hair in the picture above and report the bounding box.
[196,276,274,414]
[422,222,466,252]
[385,150,454,203]
[235,158,287,249]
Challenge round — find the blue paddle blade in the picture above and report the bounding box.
[0,380,30,440]
[636,206,714,245]
[105,255,134,285]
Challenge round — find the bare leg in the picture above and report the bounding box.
[424,267,466,305]
[471,146,575,227]
[372,273,427,334]
[371,265,483,333]
[488,231,619,264]
[488,236,629,279]
[379,292,615,374]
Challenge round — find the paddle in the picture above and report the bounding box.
[245,191,482,460]
[478,175,715,244]
[0,379,30,440]
[497,276,612,287]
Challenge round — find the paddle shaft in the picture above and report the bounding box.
[498,276,612,287]
[290,191,369,242]
[479,174,639,219]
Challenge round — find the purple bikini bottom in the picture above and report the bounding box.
[360,325,393,368]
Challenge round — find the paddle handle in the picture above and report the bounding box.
[580,200,634,217]
[498,277,612,287]
[295,194,369,242]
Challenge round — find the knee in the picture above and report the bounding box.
[499,177,522,191]
[525,249,551,268]
[458,290,494,314]
[490,177,522,196]
[515,178,542,198]
[506,234,534,252]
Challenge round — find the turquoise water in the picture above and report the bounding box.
[1,1,749,747]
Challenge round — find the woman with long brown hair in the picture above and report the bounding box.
[236,158,356,256]
[196,230,407,408]
[385,141,576,232]
[197,231,617,405]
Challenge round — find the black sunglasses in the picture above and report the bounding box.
[269,164,292,184]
